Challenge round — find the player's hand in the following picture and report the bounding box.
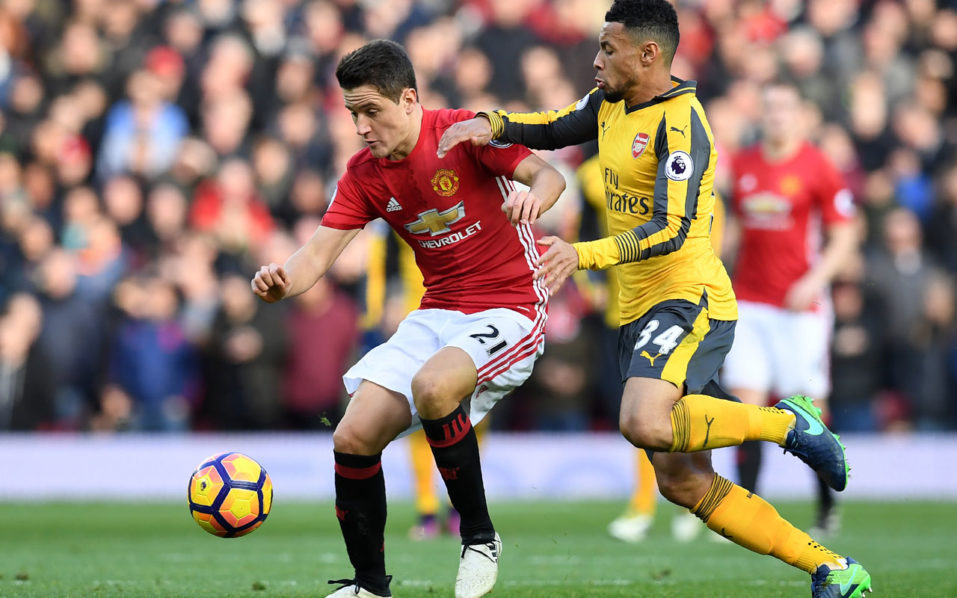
[504,189,543,225]
[535,236,579,295]
[437,117,492,158]
[784,274,823,312]
[251,264,289,303]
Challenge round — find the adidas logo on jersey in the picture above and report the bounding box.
[386,197,402,212]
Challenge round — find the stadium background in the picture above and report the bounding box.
[1,0,957,490]
[3,1,957,596]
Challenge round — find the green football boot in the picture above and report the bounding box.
[811,558,873,597]
[775,395,850,491]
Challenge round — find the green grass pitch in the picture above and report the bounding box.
[2,499,954,597]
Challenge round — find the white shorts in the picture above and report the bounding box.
[343,307,545,434]
[721,300,832,400]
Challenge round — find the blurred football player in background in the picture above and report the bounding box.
[723,81,858,538]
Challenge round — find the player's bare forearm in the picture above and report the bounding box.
[814,221,858,284]
[507,154,566,225]
[785,221,858,311]
[526,159,566,218]
[534,236,580,295]
[251,225,359,302]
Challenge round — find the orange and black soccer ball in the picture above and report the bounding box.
[187,452,273,538]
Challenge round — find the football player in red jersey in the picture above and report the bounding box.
[724,80,858,538]
[251,40,565,598]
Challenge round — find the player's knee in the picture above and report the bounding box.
[332,422,374,455]
[411,370,462,418]
[656,470,711,509]
[411,370,443,407]
[619,411,671,450]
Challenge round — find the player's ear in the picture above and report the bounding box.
[402,87,418,113]
[640,40,658,65]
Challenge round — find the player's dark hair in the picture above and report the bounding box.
[605,0,680,64]
[335,39,418,103]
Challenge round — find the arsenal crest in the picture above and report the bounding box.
[632,132,649,158]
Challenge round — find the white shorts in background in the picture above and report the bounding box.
[343,307,545,434]
[721,300,832,400]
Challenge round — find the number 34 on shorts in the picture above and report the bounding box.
[617,299,735,389]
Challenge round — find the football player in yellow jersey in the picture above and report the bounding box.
[439,1,871,596]
[578,153,715,544]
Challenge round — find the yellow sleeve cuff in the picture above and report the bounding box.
[477,110,505,138]
[573,237,620,270]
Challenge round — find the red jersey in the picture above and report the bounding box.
[730,142,854,308]
[322,108,547,320]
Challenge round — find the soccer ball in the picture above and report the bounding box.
[187,452,273,538]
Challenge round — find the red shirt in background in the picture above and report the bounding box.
[730,141,855,309]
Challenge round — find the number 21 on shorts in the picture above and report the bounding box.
[470,324,508,356]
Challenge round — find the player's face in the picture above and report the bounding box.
[762,86,803,146]
[594,22,641,103]
[343,85,418,160]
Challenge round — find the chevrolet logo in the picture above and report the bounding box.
[404,201,466,236]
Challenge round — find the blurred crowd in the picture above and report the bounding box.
[1,0,956,433]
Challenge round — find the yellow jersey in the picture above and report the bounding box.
[577,152,727,328]
[484,78,736,325]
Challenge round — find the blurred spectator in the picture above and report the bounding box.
[189,158,275,262]
[102,174,152,263]
[199,273,288,430]
[73,215,128,302]
[829,255,886,433]
[144,181,190,257]
[44,20,109,97]
[100,273,198,431]
[908,273,957,430]
[160,231,221,344]
[252,135,296,216]
[866,207,947,428]
[96,68,189,181]
[34,249,106,429]
[282,275,358,429]
[0,293,56,430]
[925,162,957,275]
[200,87,253,157]
[474,0,540,103]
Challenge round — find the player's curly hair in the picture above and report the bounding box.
[605,0,680,64]
[335,39,418,103]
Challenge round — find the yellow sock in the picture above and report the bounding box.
[474,417,489,445]
[692,475,845,573]
[627,450,658,516]
[409,430,440,516]
[670,394,794,452]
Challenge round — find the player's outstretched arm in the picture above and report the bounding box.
[506,154,567,225]
[251,225,360,303]
[436,116,493,158]
[438,90,602,158]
